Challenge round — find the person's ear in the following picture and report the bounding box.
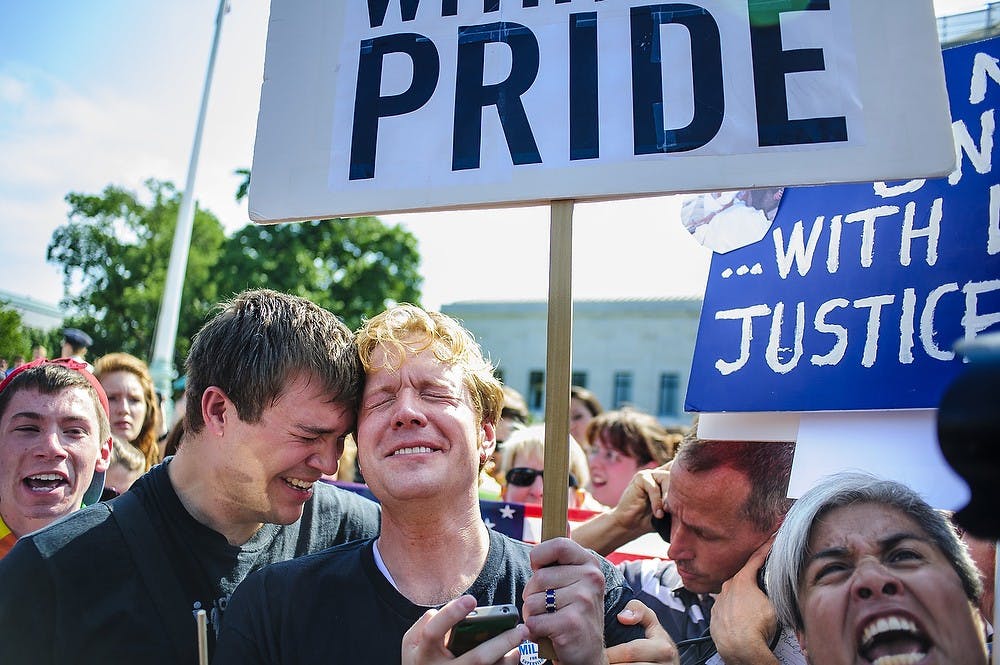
[201,386,232,436]
[769,513,787,535]
[479,422,497,466]
[94,436,113,473]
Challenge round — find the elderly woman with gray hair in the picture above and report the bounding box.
[766,471,989,665]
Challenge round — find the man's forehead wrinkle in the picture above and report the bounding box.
[370,342,413,373]
[10,405,94,421]
[294,421,344,436]
[371,340,457,371]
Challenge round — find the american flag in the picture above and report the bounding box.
[332,482,665,564]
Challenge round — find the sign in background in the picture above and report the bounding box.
[687,36,1000,412]
[249,0,952,222]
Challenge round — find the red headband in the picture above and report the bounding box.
[0,357,111,419]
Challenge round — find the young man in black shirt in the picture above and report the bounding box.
[0,289,381,663]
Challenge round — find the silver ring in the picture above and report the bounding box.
[545,588,556,614]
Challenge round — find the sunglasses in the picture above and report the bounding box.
[505,467,579,489]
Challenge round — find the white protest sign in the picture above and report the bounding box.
[697,409,970,510]
[788,410,970,511]
[249,0,953,222]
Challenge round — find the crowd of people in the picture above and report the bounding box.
[0,288,993,664]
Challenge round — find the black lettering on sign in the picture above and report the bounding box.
[453,22,542,171]
[631,4,724,155]
[748,0,848,146]
[350,33,441,180]
[570,12,600,160]
[366,0,421,29]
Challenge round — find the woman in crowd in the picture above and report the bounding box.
[498,424,603,510]
[103,434,147,496]
[569,385,602,454]
[497,385,530,444]
[767,471,989,665]
[94,352,162,471]
[584,407,679,508]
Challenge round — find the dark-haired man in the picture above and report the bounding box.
[0,290,381,663]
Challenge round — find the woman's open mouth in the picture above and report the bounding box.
[858,615,930,665]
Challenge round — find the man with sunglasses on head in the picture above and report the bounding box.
[0,358,113,559]
[573,429,805,665]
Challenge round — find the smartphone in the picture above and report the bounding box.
[446,603,520,656]
[650,512,672,542]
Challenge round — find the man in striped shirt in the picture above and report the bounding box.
[574,432,805,665]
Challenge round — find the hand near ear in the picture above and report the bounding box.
[710,536,781,665]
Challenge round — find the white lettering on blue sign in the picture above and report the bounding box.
[686,38,1000,411]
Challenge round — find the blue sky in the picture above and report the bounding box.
[0,0,983,312]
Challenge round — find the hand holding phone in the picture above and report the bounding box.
[446,604,520,656]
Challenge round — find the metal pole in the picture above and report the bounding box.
[149,0,229,424]
[993,539,998,665]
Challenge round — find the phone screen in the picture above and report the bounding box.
[446,604,519,656]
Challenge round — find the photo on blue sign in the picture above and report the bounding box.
[681,187,786,253]
[686,35,1000,412]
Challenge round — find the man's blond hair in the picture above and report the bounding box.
[356,304,503,424]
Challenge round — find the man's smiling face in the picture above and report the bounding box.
[210,371,355,530]
[356,342,491,508]
[0,386,110,537]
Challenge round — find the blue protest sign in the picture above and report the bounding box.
[686,36,1000,412]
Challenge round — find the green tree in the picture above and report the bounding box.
[229,167,423,330]
[28,328,63,360]
[0,301,29,364]
[0,302,61,363]
[216,217,422,331]
[47,179,226,369]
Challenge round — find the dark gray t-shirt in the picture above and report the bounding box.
[214,528,644,664]
[0,459,381,664]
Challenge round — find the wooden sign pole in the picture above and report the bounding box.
[541,199,574,541]
[537,199,575,660]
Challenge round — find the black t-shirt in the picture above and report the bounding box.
[214,528,644,664]
[0,459,381,664]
